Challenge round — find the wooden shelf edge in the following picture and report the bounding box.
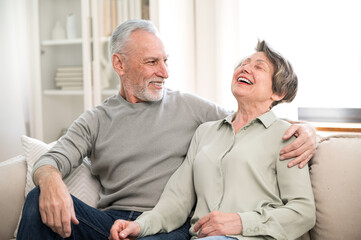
[316,127,361,133]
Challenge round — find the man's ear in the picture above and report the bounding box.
[112,53,126,76]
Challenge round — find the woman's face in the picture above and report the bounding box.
[231,52,281,106]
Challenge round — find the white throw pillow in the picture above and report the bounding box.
[13,136,101,238]
[21,135,100,206]
[22,136,56,196]
[14,136,101,238]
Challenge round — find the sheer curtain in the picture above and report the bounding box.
[194,0,240,111]
[0,0,36,161]
[153,0,241,112]
[150,0,197,95]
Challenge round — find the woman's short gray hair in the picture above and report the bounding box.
[256,40,298,108]
[109,19,159,57]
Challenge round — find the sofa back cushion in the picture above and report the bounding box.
[309,134,361,239]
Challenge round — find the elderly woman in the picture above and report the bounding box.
[110,40,316,240]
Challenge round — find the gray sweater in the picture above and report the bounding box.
[33,89,229,211]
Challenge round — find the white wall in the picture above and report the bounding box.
[0,0,29,161]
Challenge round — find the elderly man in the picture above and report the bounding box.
[17,20,316,240]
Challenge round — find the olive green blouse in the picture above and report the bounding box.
[136,111,315,239]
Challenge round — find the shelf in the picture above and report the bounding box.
[36,0,148,142]
[41,38,83,46]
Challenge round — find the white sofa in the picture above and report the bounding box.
[1,134,361,239]
[0,136,100,240]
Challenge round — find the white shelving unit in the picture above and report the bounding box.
[34,0,146,142]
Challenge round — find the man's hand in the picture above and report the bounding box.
[280,123,317,168]
[193,211,242,238]
[34,165,79,238]
[109,220,141,240]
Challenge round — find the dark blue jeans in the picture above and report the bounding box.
[17,187,191,240]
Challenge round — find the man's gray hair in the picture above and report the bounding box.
[109,19,159,57]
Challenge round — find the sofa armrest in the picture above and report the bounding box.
[0,155,27,240]
[309,134,361,239]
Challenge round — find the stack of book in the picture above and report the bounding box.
[55,66,83,90]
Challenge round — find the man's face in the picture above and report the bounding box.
[119,30,169,103]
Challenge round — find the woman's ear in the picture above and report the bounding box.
[112,53,126,76]
[271,92,286,102]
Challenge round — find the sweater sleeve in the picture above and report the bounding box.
[32,109,99,179]
[238,137,316,239]
[135,128,200,237]
[182,92,232,124]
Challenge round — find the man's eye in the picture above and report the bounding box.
[147,61,157,65]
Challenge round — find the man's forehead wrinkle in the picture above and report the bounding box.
[144,56,158,60]
[143,53,168,60]
[142,56,163,61]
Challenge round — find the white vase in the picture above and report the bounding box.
[66,13,77,39]
[52,21,66,40]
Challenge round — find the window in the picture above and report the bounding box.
[231,0,361,121]
[156,0,361,130]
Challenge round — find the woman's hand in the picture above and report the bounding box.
[109,220,141,240]
[193,211,242,238]
[280,123,317,168]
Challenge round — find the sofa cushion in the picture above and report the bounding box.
[309,134,361,239]
[0,155,27,240]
